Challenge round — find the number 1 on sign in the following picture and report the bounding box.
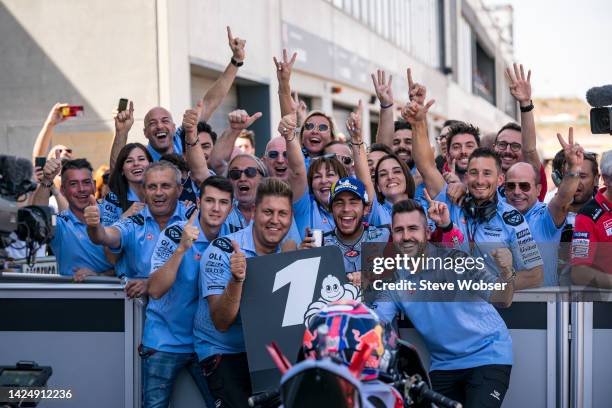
[272,257,321,327]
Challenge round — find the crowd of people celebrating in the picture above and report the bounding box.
[6,26,612,408]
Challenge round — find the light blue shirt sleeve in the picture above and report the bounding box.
[200,237,233,297]
[150,222,183,274]
[293,191,313,234]
[109,216,136,253]
[372,292,400,324]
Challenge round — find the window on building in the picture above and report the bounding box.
[457,17,473,93]
[473,41,496,105]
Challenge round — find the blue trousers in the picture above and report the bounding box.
[141,346,215,408]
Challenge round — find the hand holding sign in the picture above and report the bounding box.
[230,240,247,282]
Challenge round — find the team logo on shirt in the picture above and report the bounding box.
[146,233,154,240]
[165,225,183,244]
[212,237,233,253]
[604,220,612,236]
[502,209,524,226]
[129,214,145,226]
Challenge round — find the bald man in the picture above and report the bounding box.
[504,133,584,286]
[263,136,289,181]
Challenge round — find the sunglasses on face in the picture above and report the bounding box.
[228,167,261,180]
[267,150,287,159]
[319,153,353,166]
[495,141,522,152]
[304,122,329,132]
[505,182,531,192]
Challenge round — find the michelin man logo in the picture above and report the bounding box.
[303,275,361,326]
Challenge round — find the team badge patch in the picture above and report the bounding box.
[129,214,145,226]
[146,233,154,240]
[502,210,524,226]
[165,225,183,244]
[213,237,233,253]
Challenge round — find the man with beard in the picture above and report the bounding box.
[443,122,480,183]
[262,136,289,181]
[32,158,114,280]
[85,161,195,297]
[407,100,544,289]
[504,128,584,286]
[571,150,612,287]
[196,178,294,408]
[372,199,515,407]
[301,177,390,284]
[435,119,462,172]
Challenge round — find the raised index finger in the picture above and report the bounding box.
[226,26,233,42]
[407,67,414,89]
[423,189,433,205]
[231,239,242,253]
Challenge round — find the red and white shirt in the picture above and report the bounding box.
[571,188,612,273]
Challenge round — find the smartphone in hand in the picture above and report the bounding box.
[117,98,128,112]
[61,105,84,117]
[35,157,47,169]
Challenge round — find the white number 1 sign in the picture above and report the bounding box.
[272,257,321,327]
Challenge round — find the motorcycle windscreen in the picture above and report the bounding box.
[280,367,361,408]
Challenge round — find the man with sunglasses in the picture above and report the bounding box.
[504,129,584,286]
[224,154,301,243]
[263,136,289,181]
[323,141,355,175]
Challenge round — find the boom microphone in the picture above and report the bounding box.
[585,85,612,107]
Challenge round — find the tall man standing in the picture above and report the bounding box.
[195,178,294,408]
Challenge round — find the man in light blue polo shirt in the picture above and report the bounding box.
[373,199,515,407]
[85,161,193,298]
[138,176,233,408]
[504,131,583,286]
[408,100,544,289]
[32,158,113,280]
[195,178,294,408]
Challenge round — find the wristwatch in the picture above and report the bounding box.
[520,101,534,113]
[565,171,580,178]
[231,57,244,67]
[503,267,517,285]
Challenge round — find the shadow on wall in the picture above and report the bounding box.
[0,3,110,169]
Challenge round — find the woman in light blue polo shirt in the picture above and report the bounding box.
[102,143,151,225]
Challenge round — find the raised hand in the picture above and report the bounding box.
[183,99,204,139]
[297,98,308,126]
[447,181,468,206]
[228,109,263,131]
[505,63,532,105]
[179,210,199,252]
[346,100,363,144]
[114,100,134,135]
[442,159,461,184]
[400,99,435,125]
[407,68,427,106]
[371,70,394,107]
[273,49,297,84]
[121,202,145,219]
[299,227,316,250]
[230,240,246,283]
[557,127,584,168]
[45,103,70,127]
[227,26,246,62]
[278,112,298,139]
[424,189,451,227]
[42,149,62,184]
[84,195,101,227]
[491,248,514,276]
